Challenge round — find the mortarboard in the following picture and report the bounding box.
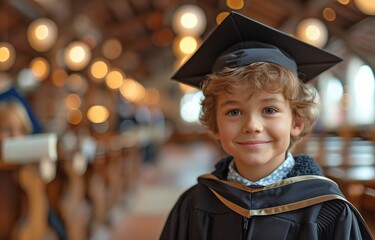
[172,11,342,88]
[0,87,43,134]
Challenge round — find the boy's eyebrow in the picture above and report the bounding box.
[219,100,240,108]
[219,97,286,108]
[261,97,286,104]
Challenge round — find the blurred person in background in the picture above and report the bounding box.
[0,87,66,240]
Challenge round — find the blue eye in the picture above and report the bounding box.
[263,108,277,114]
[227,109,241,116]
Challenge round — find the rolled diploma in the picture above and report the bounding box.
[2,133,58,163]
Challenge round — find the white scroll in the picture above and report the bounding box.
[2,133,58,163]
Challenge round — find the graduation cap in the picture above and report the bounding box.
[0,87,42,134]
[172,11,342,88]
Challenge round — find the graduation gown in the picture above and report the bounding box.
[160,155,373,240]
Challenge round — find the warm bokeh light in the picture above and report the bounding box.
[51,68,68,87]
[173,36,199,56]
[143,88,160,106]
[119,78,146,103]
[226,0,244,10]
[0,42,16,71]
[102,38,122,60]
[30,57,50,81]
[65,93,82,110]
[216,12,230,25]
[354,0,375,15]
[64,41,91,71]
[87,105,109,123]
[105,69,124,90]
[90,59,109,81]
[0,45,10,62]
[66,73,88,95]
[180,36,198,55]
[181,12,198,29]
[337,0,350,5]
[27,18,58,52]
[296,18,328,48]
[323,8,336,22]
[172,4,207,36]
[67,109,83,125]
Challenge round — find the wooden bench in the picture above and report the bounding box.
[361,187,375,212]
[325,166,375,208]
[0,165,24,240]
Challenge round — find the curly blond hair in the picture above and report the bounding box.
[199,62,319,148]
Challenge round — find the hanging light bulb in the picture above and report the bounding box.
[296,18,328,48]
[87,105,109,123]
[30,57,50,81]
[172,36,200,57]
[89,58,109,82]
[27,18,58,52]
[216,12,230,25]
[0,42,16,71]
[354,0,375,15]
[226,0,244,10]
[172,4,207,36]
[64,41,91,71]
[105,68,124,90]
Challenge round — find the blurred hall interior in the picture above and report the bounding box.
[1,0,375,239]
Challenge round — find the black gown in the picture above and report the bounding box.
[160,155,373,240]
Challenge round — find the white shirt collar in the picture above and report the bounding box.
[227,152,295,186]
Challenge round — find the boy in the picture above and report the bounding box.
[160,12,372,239]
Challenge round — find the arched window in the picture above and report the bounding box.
[346,57,375,126]
[318,73,344,130]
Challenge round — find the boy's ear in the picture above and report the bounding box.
[291,118,305,137]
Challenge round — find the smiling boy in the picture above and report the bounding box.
[215,86,302,182]
[160,12,372,240]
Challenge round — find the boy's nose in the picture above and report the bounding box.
[242,115,263,133]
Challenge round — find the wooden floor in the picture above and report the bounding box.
[110,140,375,239]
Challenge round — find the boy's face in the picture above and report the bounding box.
[214,89,304,181]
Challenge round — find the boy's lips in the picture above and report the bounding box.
[236,140,271,146]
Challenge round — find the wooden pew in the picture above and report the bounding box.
[0,133,66,240]
[360,187,375,236]
[325,166,375,208]
[60,152,91,240]
[94,134,142,224]
[361,187,375,212]
[294,134,375,209]
[87,144,111,239]
[16,164,59,240]
[294,135,375,168]
[0,165,24,240]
